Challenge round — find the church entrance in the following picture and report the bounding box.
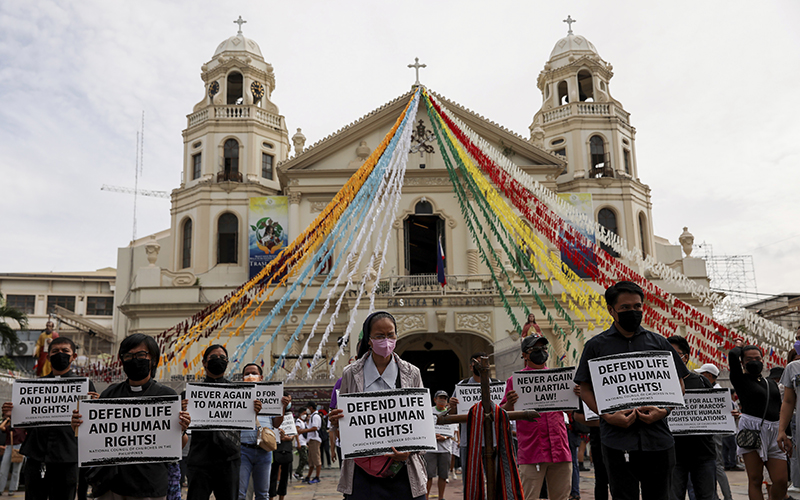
[402,349,461,401]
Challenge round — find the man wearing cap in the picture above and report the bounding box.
[502,333,572,500]
[426,391,453,500]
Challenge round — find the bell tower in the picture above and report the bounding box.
[530,17,655,259]
[170,18,290,277]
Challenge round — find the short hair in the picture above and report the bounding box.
[742,345,762,357]
[666,335,691,357]
[49,337,76,354]
[605,281,645,308]
[119,334,160,377]
[242,363,263,375]
[203,344,228,361]
[307,401,317,410]
[470,352,487,362]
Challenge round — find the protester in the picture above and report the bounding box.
[302,402,323,484]
[2,336,97,500]
[667,335,716,500]
[71,333,191,499]
[521,313,542,338]
[294,410,309,480]
[785,346,800,493]
[503,333,572,500]
[269,427,293,500]
[575,281,689,500]
[694,363,735,500]
[319,407,332,468]
[329,311,427,500]
[0,414,25,495]
[730,339,786,500]
[425,391,452,500]
[185,344,262,500]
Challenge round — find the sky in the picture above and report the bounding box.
[1,0,798,297]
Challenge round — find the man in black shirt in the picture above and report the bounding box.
[2,337,97,500]
[667,335,716,500]
[574,281,689,500]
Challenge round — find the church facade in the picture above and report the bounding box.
[113,21,712,394]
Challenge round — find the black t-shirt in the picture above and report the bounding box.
[20,370,96,463]
[186,377,242,466]
[673,373,716,464]
[100,379,177,497]
[728,347,781,421]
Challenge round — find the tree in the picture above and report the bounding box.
[0,294,24,351]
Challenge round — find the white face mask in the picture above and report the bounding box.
[243,373,262,382]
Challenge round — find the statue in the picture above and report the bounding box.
[145,236,161,266]
[678,227,694,257]
[292,128,306,155]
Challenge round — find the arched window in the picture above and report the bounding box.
[415,200,433,214]
[222,139,240,182]
[181,219,192,269]
[218,213,239,264]
[404,203,444,275]
[639,213,649,259]
[589,136,610,178]
[578,70,594,102]
[226,72,243,105]
[558,81,569,105]
[597,208,619,257]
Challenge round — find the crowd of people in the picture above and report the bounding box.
[4,280,800,500]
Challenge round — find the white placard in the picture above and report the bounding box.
[588,351,684,414]
[454,382,505,415]
[431,412,455,437]
[12,378,89,428]
[582,401,600,421]
[78,395,182,467]
[279,414,298,436]
[667,388,737,435]
[186,382,256,430]
[254,382,283,416]
[513,367,578,412]
[339,388,436,459]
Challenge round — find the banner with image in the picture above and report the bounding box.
[454,382,505,415]
[513,367,578,412]
[78,395,182,467]
[588,351,684,414]
[12,378,89,428]
[248,196,289,279]
[339,388,436,459]
[254,382,284,416]
[186,382,256,430]
[667,388,736,435]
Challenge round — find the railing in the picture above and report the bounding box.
[217,170,243,182]
[186,105,282,129]
[542,102,615,124]
[374,274,498,296]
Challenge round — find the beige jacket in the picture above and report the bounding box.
[336,353,427,497]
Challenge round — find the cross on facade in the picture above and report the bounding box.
[234,16,247,35]
[408,57,426,86]
[563,15,576,35]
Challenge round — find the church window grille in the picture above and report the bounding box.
[226,72,244,105]
[182,219,193,269]
[86,297,113,316]
[415,200,433,214]
[7,295,35,314]
[558,81,569,105]
[47,296,75,313]
[218,213,239,264]
[192,153,202,180]
[589,136,611,178]
[222,139,241,182]
[262,153,273,179]
[578,70,594,102]
[597,208,620,258]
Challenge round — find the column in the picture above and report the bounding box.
[288,191,301,241]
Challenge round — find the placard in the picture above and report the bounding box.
[186,382,256,430]
[513,367,578,412]
[78,395,182,467]
[279,414,298,436]
[583,401,600,421]
[12,378,89,428]
[339,388,436,459]
[454,382,505,415]
[431,412,455,437]
[254,382,283,416]
[588,351,684,414]
[667,388,737,435]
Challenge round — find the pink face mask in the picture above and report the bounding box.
[371,338,396,358]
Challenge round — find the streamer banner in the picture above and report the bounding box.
[249,196,289,279]
[454,382,505,415]
[588,351,684,413]
[186,383,256,430]
[254,382,284,416]
[338,388,437,459]
[557,193,596,279]
[12,378,89,428]
[513,367,579,412]
[78,395,182,467]
[667,388,736,435]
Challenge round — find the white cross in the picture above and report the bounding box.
[563,15,576,35]
[234,16,247,35]
[408,57,426,86]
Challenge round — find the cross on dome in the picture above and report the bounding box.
[563,15,576,35]
[234,16,247,35]
[408,57,427,86]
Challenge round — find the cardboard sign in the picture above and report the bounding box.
[431,411,455,437]
[588,351,684,414]
[12,378,89,428]
[78,395,182,467]
[667,388,737,435]
[279,414,298,436]
[254,382,283,416]
[186,382,256,430]
[454,382,505,415]
[513,367,578,412]
[583,401,600,421]
[339,388,437,459]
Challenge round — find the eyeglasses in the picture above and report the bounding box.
[371,333,397,341]
[208,355,228,362]
[121,351,150,362]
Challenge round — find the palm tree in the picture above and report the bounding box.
[0,294,24,351]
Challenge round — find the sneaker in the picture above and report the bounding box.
[309,478,320,484]
[789,487,800,493]
[293,473,302,481]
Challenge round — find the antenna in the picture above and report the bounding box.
[131,111,145,241]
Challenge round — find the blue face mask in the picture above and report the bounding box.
[794,340,800,356]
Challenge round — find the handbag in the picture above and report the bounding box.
[9,432,23,464]
[258,426,278,452]
[736,378,769,450]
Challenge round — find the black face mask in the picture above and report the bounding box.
[472,365,481,377]
[49,352,71,372]
[616,310,643,333]
[529,350,549,365]
[207,357,228,376]
[123,358,151,382]
[745,360,763,376]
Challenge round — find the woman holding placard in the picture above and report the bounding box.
[328,311,427,500]
[729,339,787,500]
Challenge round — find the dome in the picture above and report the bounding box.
[213,34,263,58]
[549,34,599,60]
